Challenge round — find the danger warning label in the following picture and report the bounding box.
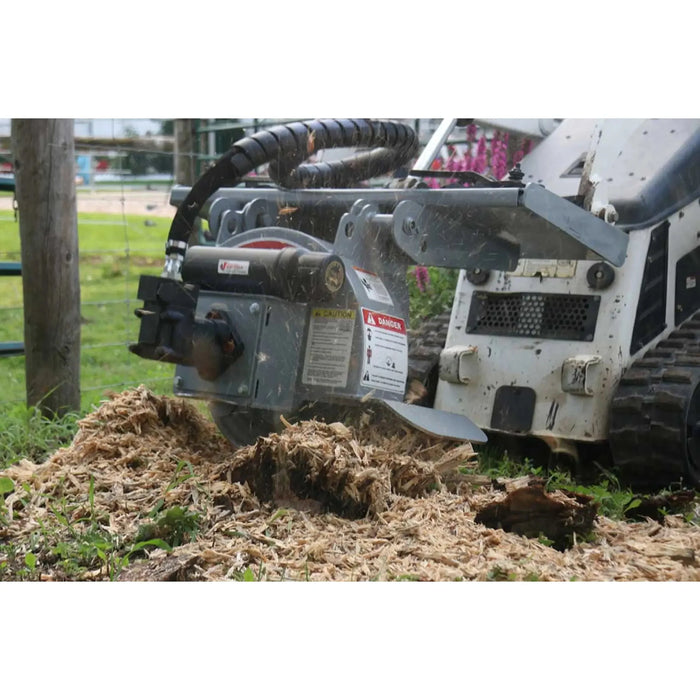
[360,308,407,394]
[301,308,356,388]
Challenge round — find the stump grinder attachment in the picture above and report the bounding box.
[130,118,631,461]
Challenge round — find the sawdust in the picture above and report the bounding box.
[1,386,699,581]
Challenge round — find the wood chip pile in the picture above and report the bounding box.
[1,386,699,581]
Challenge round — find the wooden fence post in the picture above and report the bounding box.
[174,119,195,185]
[11,119,81,416]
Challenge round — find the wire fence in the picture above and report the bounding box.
[0,119,315,411]
[0,185,176,411]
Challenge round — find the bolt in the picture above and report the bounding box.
[508,164,524,182]
[402,217,418,235]
[249,302,260,315]
[237,384,249,394]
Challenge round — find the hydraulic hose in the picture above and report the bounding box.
[163,119,418,278]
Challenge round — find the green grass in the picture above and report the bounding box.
[0,211,175,411]
[0,403,81,468]
[475,445,654,522]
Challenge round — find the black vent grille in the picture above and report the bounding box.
[630,221,668,354]
[466,292,600,341]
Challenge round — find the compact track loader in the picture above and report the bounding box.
[130,118,700,488]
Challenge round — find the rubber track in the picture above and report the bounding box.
[609,310,700,488]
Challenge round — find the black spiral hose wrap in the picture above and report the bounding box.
[165,119,418,257]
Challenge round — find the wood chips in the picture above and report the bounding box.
[2,386,699,581]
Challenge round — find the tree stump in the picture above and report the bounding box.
[474,477,597,549]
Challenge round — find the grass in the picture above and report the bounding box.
[0,484,180,581]
[0,210,175,410]
[0,449,203,581]
[0,403,81,468]
[475,445,643,521]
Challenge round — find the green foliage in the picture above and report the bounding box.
[479,448,543,480]
[537,534,555,548]
[477,447,644,521]
[394,573,422,582]
[544,472,642,521]
[23,551,36,571]
[407,266,459,328]
[486,565,517,581]
[0,476,14,495]
[0,403,81,468]
[135,506,201,548]
[230,562,266,581]
[0,480,179,580]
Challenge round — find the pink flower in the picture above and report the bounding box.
[414,266,430,293]
[473,135,488,173]
[490,131,510,180]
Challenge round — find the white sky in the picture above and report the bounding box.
[0,119,165,138]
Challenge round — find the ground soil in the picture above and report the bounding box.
[2,388,699,582]
[0,187,176,219]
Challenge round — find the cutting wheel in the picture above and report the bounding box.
[209,402,282,447]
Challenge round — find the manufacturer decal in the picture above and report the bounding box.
[217,259,250,275]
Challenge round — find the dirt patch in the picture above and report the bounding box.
[0,188,175,219]
[1,387,699,581]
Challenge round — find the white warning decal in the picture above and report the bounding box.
[360,307,407,394]
[218,259,250,275]
[302,308,356,387]
[353,267,393,306]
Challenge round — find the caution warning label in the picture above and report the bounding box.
[301,308,356,387]
[360,308,407,394]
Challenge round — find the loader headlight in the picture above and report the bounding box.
[586,262,615,290]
